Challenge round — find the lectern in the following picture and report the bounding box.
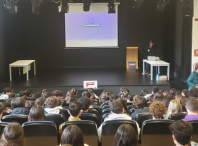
[126,47,138,69]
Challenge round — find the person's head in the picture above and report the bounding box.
[20,91,26,97]
[60,125,84,146]
[195,66,198,72]
[42,89,48,94]
[122,90,129,99]
[87,88,94,94]
[25,89,32,97]
[68,101,82,117]
[116,98,128,113]
[175,90,181,96]
[21,95,28,101]
[133,95,145,109]
[109,94,119,102]
[140,89,149,96]
[149,40,154,47]
[61,99,67,106]
[28,105,46,122]
[35,97,45,106]
[3,87,13,95]
[99,91,110,104]
[110,100,124,114]
[66,90,74,99]
[175,94,186,104]
[5,98,12,107]
[71,88,78,95]
[170,88,176,96]
[128,93,135,102]
[30,92,41,101]
[0,103,4,119]
[120,87,126,93]
[11,97,25,109]
[169,120,193,146]
[149,101,166,119]
[45,96,58,108]
[162,96,173,108]
[186,97,198,114]
[182,89,189,98]
[166,100,182,119]
[113,124,139,146]
[152,86,159,94]
[41,92,53,99]
[0,123,24,146]
[153,91,164,102]
[53,90,62,97]
[78,97,91,111]
[25,101,35,108]
[82,91,91,98]
[66,96,76,103]
[163,91,169,96]
[8,93,15,98]
[188,87,198,98]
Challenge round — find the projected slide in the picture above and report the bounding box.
[65,4,118,48]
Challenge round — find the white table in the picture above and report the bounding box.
[9,60,36,81]
[142,59,170,80]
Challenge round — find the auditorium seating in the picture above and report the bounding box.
[2,115,28,125]
[0,122,9,135]
[135,112,152,128]
[88,108,101,117]
[102,108,110,115]
[62,120,98,146]
[91,99,99,105]
[22,121,58,146]
[45,114,64,129]
[80,113,101,127]
[101,120,138,146]
[181,104,187,112]
[141,119,175,146]
[101,105,110,111]
[59,108,70,121]
[169,113,187,121]
[101,113,110,123]
[92,105,101,113]
[189,120,198,143]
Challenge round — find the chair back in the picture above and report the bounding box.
[0,122,9,136]
[92,105,101,113]
[101,105,110,111]
[102,108,110,115]
[62,120,98,146]
[45,114,65,128]
[88,108,100,117]
[59,108,70,121]
[135,112,152,128]
[2,114,28,125]
[141,119,175,146]
[22,121,58,146]
[101,113,110,123]
[80,113,101,127]
[101,120,138,146]
[169,113,187,120]
[189,120,198,143]
[181,104,187,112]
[91,99,99,105]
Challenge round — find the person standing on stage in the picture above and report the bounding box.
[145,40,156,74]
[187,66,198,90]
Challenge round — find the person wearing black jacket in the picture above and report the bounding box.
[145,40,157,74]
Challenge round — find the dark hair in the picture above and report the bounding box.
[42,89,48,94]
[8,93,16,98]
[149,101,166,119]
[45,96,58,108]
[182,89,189,98]
[128,93,135,101]
[122,90,130,100]
[57,98,62,106]
[188,87,198,98]
[5,98,13,107]
[60,125,84,146]
[120,87,126,92]
[30,92,41,101]
[140,89,149,96]
[69,102,82,117]
[20,91,26,97]
[66,96,75,103]
[28,105,46,122]
[162,96,173,108]
[0,103,4,115]
[99,91,111,104]
[186,97,198,113]
[53,90,62,97]
[11,97,25,109]
[71,88,78,95]
[113,124,140,146]
[35,97,45,106]
[170,88,176,96]
[61,99,67,106]
[0,123,24,146]
[88,88,94,93]
[109,94,119,102]
[110,100,123,114]
[3,87,13,94]
[25,101,35,108]
[0,102,6,110]
[169,120,193,145]
[41,92,53,99]
[153,91,164,102]
[175,90,181,96]
[149,40,154,44]
[175,94,186,104]
[82,91,91,98]
[117,98,128,113]
[21,95,28,100]
[78,97,91,111]
[133,95,145,109]
[152,86,159,93]
[25,89,32,97]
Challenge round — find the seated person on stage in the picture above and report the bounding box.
[131,95,149,120]
[169,120,194,146]
[164,100,182,119]
[78,97,91,112]
[88,88,99,99]
[149,101,166,119]
[182,89,189,100]
[97,100,140,142]
[182,97,198,121]
[0,87,13,100]
[53,90,63,99]
[44,96,60,114]
[10,97,30,115]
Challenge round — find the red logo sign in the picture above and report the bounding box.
[194,49,198,57]
[128,63,136,68]
[195,18,198,21]
[86,82,95,87]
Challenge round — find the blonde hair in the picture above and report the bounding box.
[165,100,182,119]
[175,94,186,104]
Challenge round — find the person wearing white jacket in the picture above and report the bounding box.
[44,96,60,114]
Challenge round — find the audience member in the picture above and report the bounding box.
[165,100,182,119]
[140,89,149,96]
[182,89,189,100]
[25,89,32,97]
[28,105,46,122]
[8,93,16,98]
[188,88,198,98]
[11,97,30,115]
[182,97,198,121]
[53,90,62,98]
[42,89,48,94]
[152,86,159,95]
[175,90,181,96]
[113,124,140,146]
[149,101,166,119]
[153,91,164,102]
[21,95,28,100]
[127,93,135,102]
[25,101,35,108]
[175,94,186,104]
[131,95,149,120]
[118,87,126,98]
[163,91,169,96]
[122,89,130,101]
[65,95,75,103]
[5,98,12,107]
[20,91,26,97]
[56,98,63,109]
[82,91,91,98]
[169,120,193,146]
[41,92,52,100]
[117,98,128,113]
[88,88,99,99]
[0,87,13,99]
[65,90,75,101]
[71,88,80,98]
[78,97,91,112]
[35,97,45,106]
[44,96,60,114]
[0,123,24,146]
[29,92,41,101]
[170,88,176,96]
[162,95,173,108]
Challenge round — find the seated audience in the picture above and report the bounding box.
[71,88,80,98]
[60,125,87,146]
[182,97,198,121]
[29,92,41,101]
[169,120,193,146]
[153,91,164,102]
[175,90,181,96]
[175,94,186,104]
[88,88,99,99]
[0,123,24,146]
[8,93,16,98]
[162,95,173,108]
[56,98,63,109]
[113,124,140,146]
[65,90,75,101]
[117,87,126,98]
[28,105,46,122]
[65,95,75,103]
[35,97,45,106]
[25,101,35,108]
[20,91,26,97]
[11,97,30,115]
[140,89,150,100]
[152,86,159,95]
[0,87,13,99]
[82,91,91,98]
[131,95,149,120]
[5,98,12,108]
[149,101,166,119]
[165,100,182,119]
[188,87,198,98]
[122,89,130,101]
[78,97,91,112]
[182,89,189,100]
[163,91,169,96]
[41,92,52,100]
[127,93,135,103]
[97,100,140,142]
[170,88,176,96]
[117,98,129,113]
[44,96,60,114]
[21,95,28,100]
[42,89,48,94]
[53,90,62,98]
[25,89,32,97]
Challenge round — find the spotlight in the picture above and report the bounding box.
[108,0,115,13]
[3,0,18,14]
[133,0,144,11]
[156,0,169,12]
[31,0,42,14]
[83,0,90,12]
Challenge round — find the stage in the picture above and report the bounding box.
[0,67,172,95]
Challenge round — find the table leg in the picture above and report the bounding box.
[19,67,21,75]
[34,61,36,75]
[151,65,153,80]
[9,65,12,81]
[143,60,145,75]
[26,66,29,81]
[167,64,170,80]
[158,66,160,73]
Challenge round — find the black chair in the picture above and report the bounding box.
[181,104,187,112]
[169,113,187,121]
[45,114,65,129]
[2,115,28,125]
[0,99,5,102]
[127,104,134,111]
[88,108,100,117]
[101,113,110,123]
[102,108,110,115]
[189,120,198,143]
[91,99,99,105]
[141,119,175,146]
[126,102,133,106]
[101,105,110,111]
[59,108,70,121]
[80,113,101,127]
[0,122,9,136]
[22,121,58,146]
[92,105,101,113]
[101,120,138,146]
[135,112,152,128]
[62,120,98,146]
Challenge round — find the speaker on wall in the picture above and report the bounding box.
[182,0,193,17]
